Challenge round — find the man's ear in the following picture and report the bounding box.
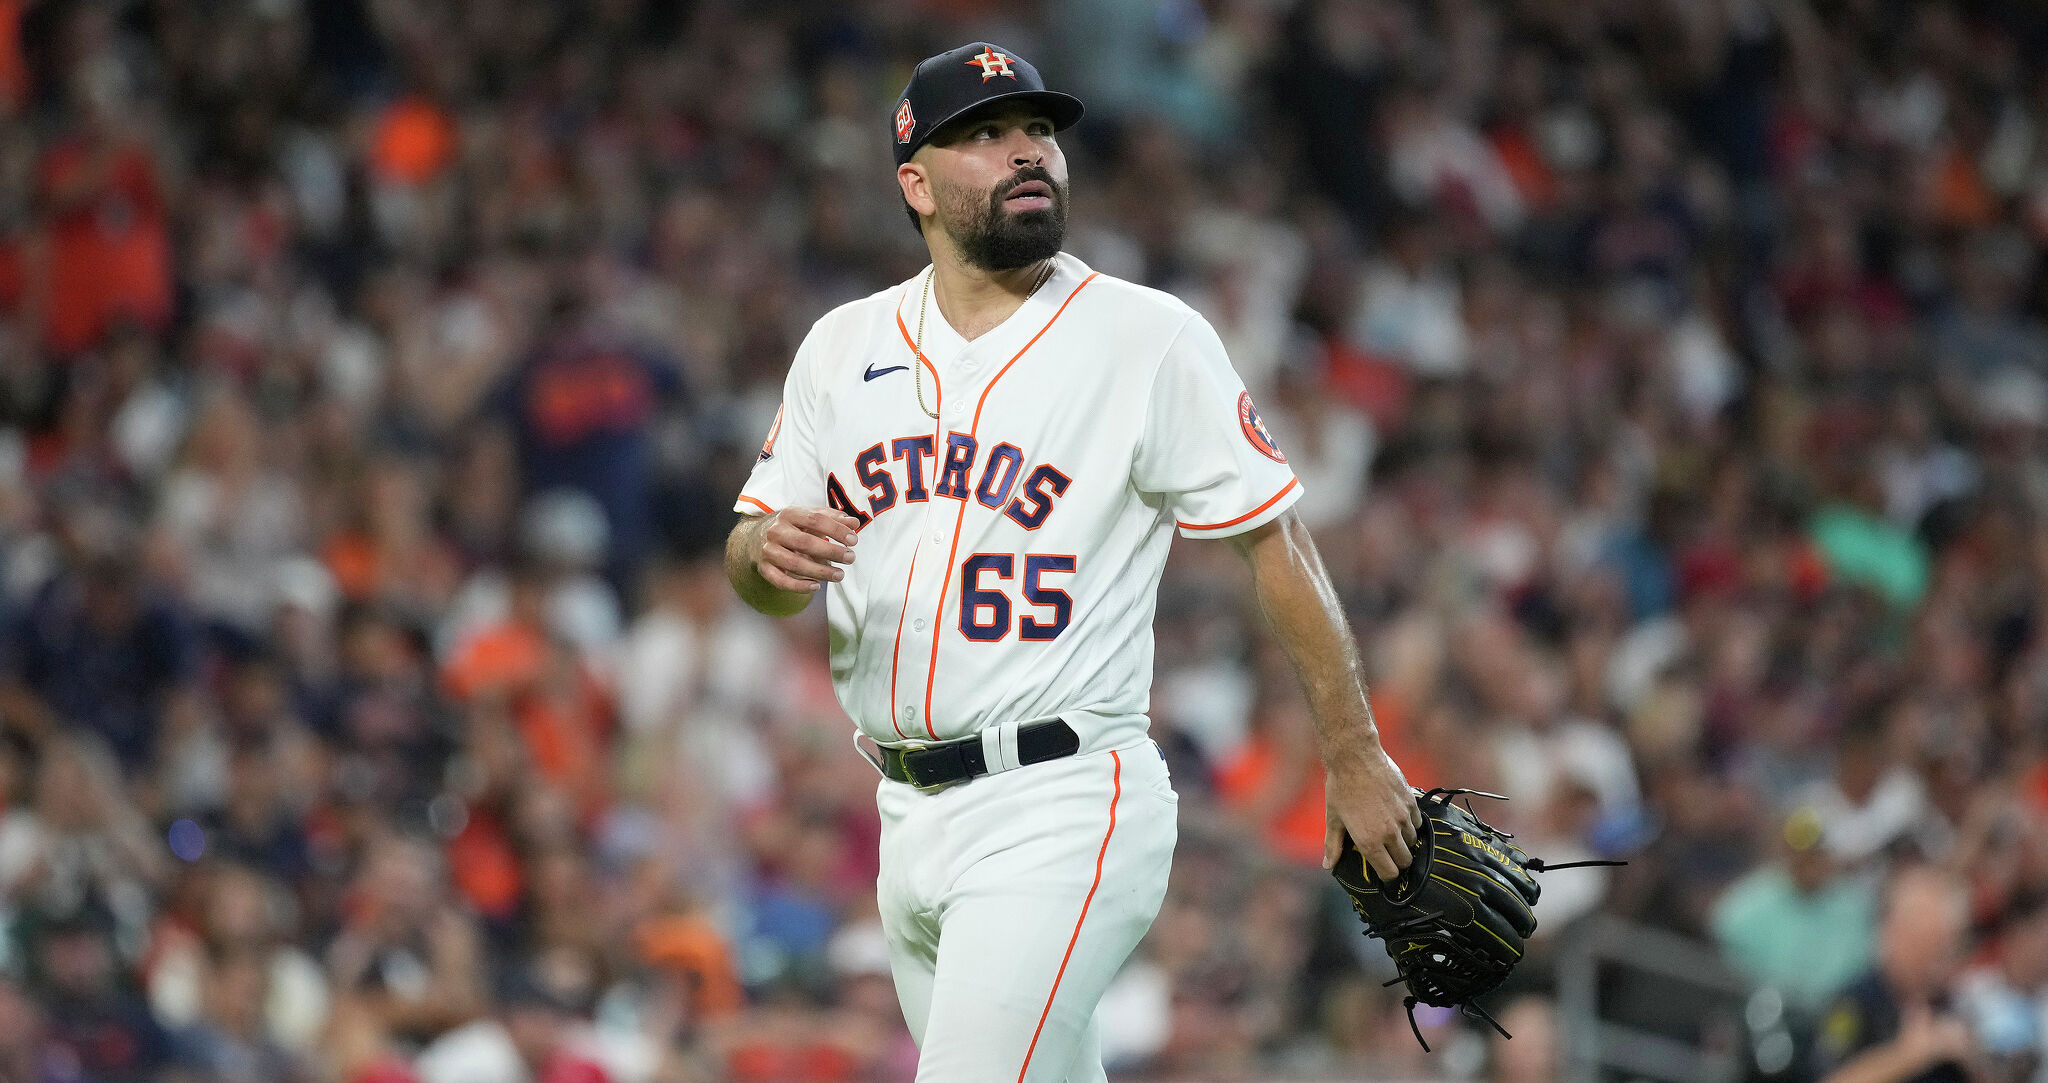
[898,162,937,220]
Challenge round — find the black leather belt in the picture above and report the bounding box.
[879,720,1081,788]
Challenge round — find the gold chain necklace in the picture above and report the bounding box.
[913,258,1056,420]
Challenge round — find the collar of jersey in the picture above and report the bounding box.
[900,253,1088,365]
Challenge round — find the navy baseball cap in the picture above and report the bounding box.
[891,43,1084,167]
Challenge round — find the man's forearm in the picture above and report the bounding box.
[726,515,813,617]
[1230,513,1384,768]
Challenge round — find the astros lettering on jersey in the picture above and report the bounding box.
[735,252,1302,753]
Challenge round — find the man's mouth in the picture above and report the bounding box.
[1003,180,1054,211]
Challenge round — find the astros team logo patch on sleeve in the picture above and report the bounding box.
[759,403,784,462]
[1237,391,1286,463]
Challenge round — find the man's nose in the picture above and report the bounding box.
[1005,130,1043,167]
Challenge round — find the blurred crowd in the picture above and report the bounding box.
[1,0,2047,1080]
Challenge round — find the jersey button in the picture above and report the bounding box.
[913,618,927,632]
[902,706,915,722]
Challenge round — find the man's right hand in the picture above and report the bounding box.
[1322,743,1422,880]
[742,506,860,594]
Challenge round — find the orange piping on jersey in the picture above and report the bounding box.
[919,273,1098,737]
[1018,748,1121,1081]
[736,495,775,516]
[969,273,1098,430]
[894,309,944,388]
[1176,476,1299,531]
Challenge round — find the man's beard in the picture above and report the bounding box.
[937,166,1068,272]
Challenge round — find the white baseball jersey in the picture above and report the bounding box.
[735,252,1301,752]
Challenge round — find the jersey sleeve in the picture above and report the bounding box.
[1132,312,1303,539]
[734,331,824,517]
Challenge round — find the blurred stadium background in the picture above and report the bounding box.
[0,0,2042,1080]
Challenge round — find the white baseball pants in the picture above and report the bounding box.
[875,740,1178,1082]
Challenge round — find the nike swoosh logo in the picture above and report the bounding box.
[864,364,909,382]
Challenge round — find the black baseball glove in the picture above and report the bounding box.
[1330,788,1620,1049]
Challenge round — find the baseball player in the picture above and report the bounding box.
[724,42,1420,1081]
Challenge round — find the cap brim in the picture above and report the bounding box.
[921,90,1085,149]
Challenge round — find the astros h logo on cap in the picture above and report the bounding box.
[889,42,1084,167]
[966,48,1016,81]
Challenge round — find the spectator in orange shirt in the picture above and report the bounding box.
[441,562,550,706]
[323,455,463,620]
[443,561,612,820]
[1213,647,1332,868]
[33,69,173,359]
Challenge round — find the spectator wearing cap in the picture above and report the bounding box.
[1711,806,1878,1017]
